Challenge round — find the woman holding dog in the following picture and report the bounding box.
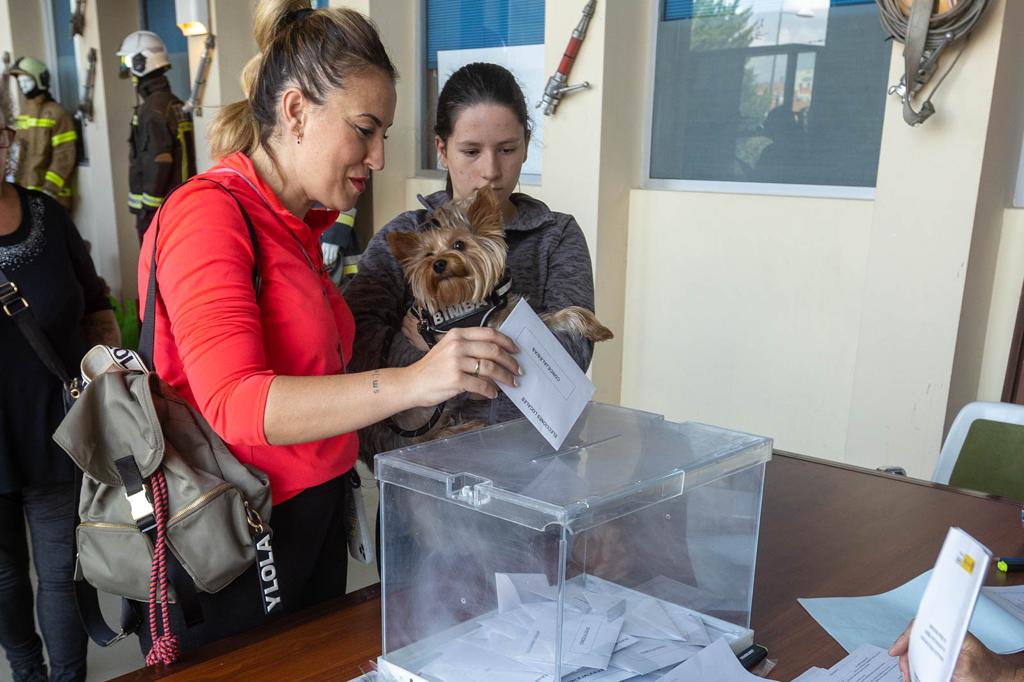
[137,0,519,652]
[347,62,598,429]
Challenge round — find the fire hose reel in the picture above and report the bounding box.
[876,0,992,126]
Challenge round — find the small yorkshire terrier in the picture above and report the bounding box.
[387,185,613,346]
[361,186,612,459]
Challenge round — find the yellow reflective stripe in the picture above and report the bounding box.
[342,263,359,276]
[51,130,77,146]
[25,185,42,191]
[337,212,355,227]
[176,121,192,183]
[58,187,72,198]
[45,171,65,189]
[141,193,164,208]
[16,116,56,129]
[128,193,143,209]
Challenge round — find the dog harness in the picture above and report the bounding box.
[412,272,513,349]
[387,273,513,439]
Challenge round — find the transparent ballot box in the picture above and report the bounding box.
[374,403,772,681]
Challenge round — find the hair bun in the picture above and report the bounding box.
[283,7,315,26]
[253,0,313,51]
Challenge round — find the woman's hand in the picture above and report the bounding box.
[401,311,431,352]
[890,622,1023,682]
[401,326,520,407]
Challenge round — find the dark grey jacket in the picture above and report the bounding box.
[345,190,596,426]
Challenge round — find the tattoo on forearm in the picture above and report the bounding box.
[371,369,381,394]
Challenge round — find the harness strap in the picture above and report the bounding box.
[414,273,513,347]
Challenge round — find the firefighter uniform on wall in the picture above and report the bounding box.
[9,57,77,209]
[117,31,196,241]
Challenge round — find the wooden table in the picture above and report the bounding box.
[115,453,1024,681]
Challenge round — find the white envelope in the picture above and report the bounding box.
[608,637,704,675]
[658,637,763,682]
[498,299,595,449]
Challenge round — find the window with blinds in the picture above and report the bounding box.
[650,0,890,193]
[422,0,545,175]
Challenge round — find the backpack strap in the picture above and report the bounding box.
[138,176,261,368]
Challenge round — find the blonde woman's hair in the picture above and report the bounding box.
[208,0,397,160]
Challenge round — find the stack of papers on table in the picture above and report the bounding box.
[791,645,901,681]
[393,573,746,682]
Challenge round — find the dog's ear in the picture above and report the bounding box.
[386,230,421,264]
[466,186,503,239]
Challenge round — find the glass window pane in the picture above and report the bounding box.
[50,0,80,112]
[422,0,545,173]
[650,0,890,188]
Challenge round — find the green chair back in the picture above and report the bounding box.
[948,419,1024,501]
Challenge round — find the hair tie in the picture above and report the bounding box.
[284,7,315,27]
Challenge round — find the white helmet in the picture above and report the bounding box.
[116,31,170,78]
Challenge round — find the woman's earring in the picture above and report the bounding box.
[296,131,303,145]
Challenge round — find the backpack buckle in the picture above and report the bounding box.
[126,487,155,532]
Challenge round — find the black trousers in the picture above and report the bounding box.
[137,473,351,655]
[0,483,87,682]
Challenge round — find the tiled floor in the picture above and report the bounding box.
[2,463,381,682]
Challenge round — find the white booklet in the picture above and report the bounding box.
[909,527,991,682]
[498,299,595,449]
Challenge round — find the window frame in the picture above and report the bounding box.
[640,0,879,201]
[416,0,544,187]
[41,0,88,165]
[40,0,62,103]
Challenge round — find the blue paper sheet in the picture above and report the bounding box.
[798,571,1024,655]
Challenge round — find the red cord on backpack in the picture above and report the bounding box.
[145,470,180,666]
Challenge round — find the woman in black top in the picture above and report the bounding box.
[0,100,119,681]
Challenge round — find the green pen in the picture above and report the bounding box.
[996,557,1024,572]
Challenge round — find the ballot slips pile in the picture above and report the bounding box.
[406,573,741,681]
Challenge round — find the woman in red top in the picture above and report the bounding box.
[138,0,519,652]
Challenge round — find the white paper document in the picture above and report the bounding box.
[791,644,902,681]
[498,298,595,449]
[389,572,744,682]
[656,637,761,681]
[909,528,991,682]
[981,584,1024,623]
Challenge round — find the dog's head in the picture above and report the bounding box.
[387,186,507,315]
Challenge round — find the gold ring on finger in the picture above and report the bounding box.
[472,358,481,377]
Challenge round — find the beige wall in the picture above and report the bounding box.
[620,191,873,459]
[978,208,1024,399]
[845,0,1019,475]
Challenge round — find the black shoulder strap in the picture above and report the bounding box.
[138,177,261,368]
[0,264,72,386]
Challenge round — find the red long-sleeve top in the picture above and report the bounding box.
[139,152,357,504]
